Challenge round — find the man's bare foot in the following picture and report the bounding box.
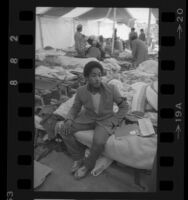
[71,159,83,174]
[74,165,90,179]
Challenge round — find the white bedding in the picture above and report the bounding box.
[75,129,157,170]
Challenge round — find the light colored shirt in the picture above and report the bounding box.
[91,93,101,114]
[74,31,86,56]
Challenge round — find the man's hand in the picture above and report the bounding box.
[63,119,73,135]
[55,121,64,136]
[55,119,73,136]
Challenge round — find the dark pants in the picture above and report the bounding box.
[61,122,109,170]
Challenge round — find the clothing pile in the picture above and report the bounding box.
[118,49,133,60]
[36,65,77,81]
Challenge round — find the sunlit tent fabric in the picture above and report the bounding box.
[37,7,132,24]
[36,7,132,50]
[35,7,157,50]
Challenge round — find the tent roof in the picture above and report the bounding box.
[126,8,157,24]
[42,7,75,17]
[36,7,133,23]
[151,8,158,20]
[74,8,132,23]
[36,7,158,24]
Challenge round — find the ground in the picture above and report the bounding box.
[35,150,154,192]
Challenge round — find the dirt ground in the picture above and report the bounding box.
[35,150,154,192]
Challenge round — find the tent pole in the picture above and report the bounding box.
[38,15,44,49]
[147,8,152,46]
[98,21,100,35]
[105,7,112,19]
[111,8,116,55]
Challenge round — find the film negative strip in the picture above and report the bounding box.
[7,0,185,199]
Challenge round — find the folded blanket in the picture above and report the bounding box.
[103,58,121,71]
[131,83,148,116]
[146,85,158,111]
[35,65,77,80]
[137,60,158,75]
[56,55,98,70]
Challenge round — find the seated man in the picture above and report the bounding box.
[86,39,102,60]
[74,24,87,57]
[130,32,148,67]
[98,35,106,59]
[56,61,129,179]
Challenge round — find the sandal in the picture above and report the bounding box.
[74,165,90,179]
[71,159,83,174]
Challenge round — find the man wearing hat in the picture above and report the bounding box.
[74,24,87,57]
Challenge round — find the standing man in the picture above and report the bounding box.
[74,24,87,57]
[129,27,138,49]
[139,29,146,42]
[130,32,148,67]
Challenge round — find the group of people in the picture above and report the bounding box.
[74,24,105,60]
[74,24,149,67]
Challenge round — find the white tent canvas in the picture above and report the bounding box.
[36,16,75,50]
[35,7,158,50]
[35,16,131,50]
[36,17,119,50]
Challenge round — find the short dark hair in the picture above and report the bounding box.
[83,61,104,77]
[131,27,135,31]
[140,29,144,32]
[77,24,82,31]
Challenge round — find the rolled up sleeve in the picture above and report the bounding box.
[66,91,82,121]
[112,85,129,124]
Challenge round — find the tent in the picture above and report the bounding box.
[36,7,158,50]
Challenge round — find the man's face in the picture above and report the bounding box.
[87,68,102,88]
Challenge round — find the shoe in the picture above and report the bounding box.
[71,159,83,174]
[74,165,90,179]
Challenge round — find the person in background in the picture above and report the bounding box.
[130,32,148,67]
[97,35,106,59]
[139,29,146,42]
[74,24,87,57]
[105,38,112,56]
[56,61,129,179]
[113,28,117,41]
[86,38,102,60]
[129,27,138,49]
[114,37,123,52]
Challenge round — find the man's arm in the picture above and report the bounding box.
[112,85,129,125]
[66,91,82,121]
[131,40,137,60]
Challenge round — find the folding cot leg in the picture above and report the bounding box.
[134,169,146,190]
